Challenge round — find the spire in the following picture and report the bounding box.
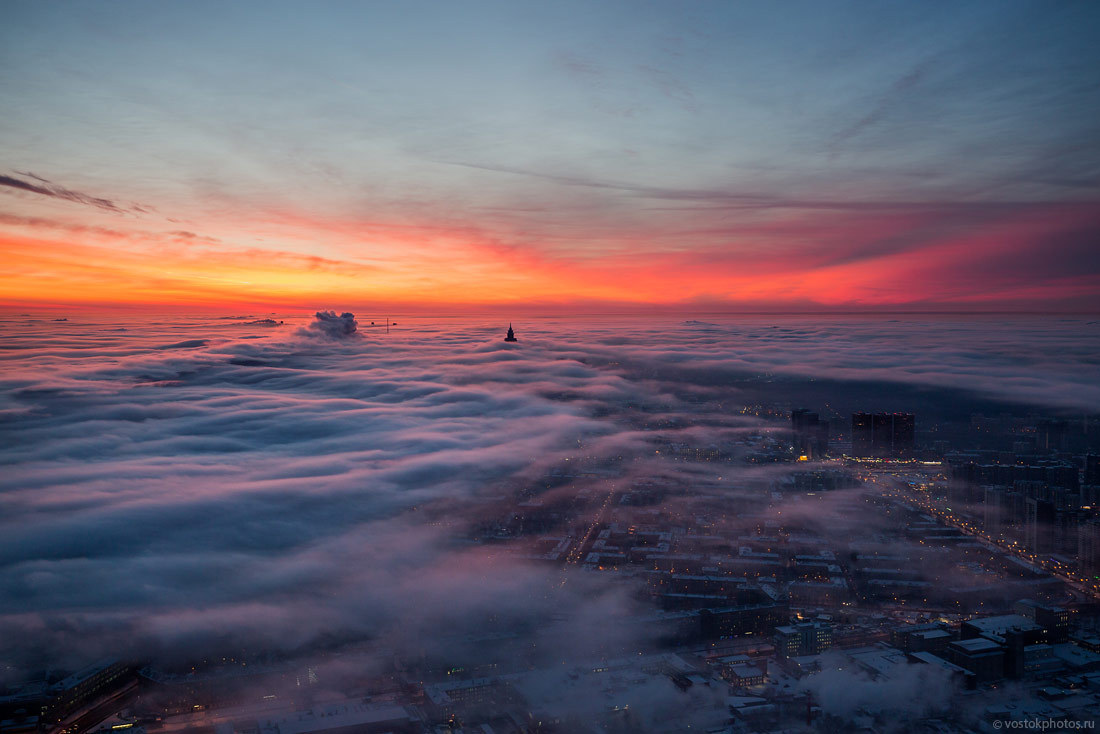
[504,323,517,342]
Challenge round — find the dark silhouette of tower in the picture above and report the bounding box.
[852,412,874,456]
[851,412,915,457]
[791,409,829,459]
[504,323,517,342]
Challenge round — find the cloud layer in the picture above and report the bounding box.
[0,313,1096,676]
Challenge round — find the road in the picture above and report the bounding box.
[865,471,1099,602]
[559,482,617,585]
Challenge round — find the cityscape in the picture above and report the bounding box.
[3,1,1100,732]
[2,314,1100,733]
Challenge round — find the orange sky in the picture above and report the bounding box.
[2,192,1098,314]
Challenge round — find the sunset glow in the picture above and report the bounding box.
[2,1,1098,313]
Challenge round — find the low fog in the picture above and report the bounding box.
[1,312,1097,689]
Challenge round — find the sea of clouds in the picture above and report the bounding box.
[1,311,1097,681]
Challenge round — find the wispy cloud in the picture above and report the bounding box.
[0,171,134,213]
[828,59,933,154]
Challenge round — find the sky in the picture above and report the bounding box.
[1,0,1099,312]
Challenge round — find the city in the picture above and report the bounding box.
[2,314,1099,733]
[2,1,1099,731]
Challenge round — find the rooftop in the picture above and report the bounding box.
[963,614,1041,637]
[951,638,1003,654]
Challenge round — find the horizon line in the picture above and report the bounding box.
[3,305,1100,318]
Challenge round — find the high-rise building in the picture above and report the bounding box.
[1037,419,1068,452]
[1015,480,1048,501]
[1025,497,1055,554]
[984,487,1009,538]
[892,413,916,455]
[1079,517,1100,579]
[852,412,874,455]
[872,412,893,454]
[1084,454,1100,487]
[851,412,915,457]
[791,409,829,459]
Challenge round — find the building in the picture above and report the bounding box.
[961,614,1043,642]
[1021,644,1062,677]
[1080,517,1100,579]
[791,409,829,459]
[961,614,1048,679]
[952,460,1080,491]
[1014,599,1070,644]
[984,487,1010,538]
[851,413,874,456]
[892,623,954,655]
[698,599,790,640]
[40,659,133,730]
[1025,497,1056,554]
[1070,630,1100,653]
[722,662,766,688]
[423,677,516,722]
[1085,454,1100,486]
[948,638,1005,683]
[775,622,832,658]
[1037,419,1068,452]
[504,323,517,342]
[908,652,977,689]
[851,412,915,458]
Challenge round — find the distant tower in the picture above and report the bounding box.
[851,412,914,458]
[504,323,517,342]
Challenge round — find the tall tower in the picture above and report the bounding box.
[504,323,517,342]
[852,412,874,456]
